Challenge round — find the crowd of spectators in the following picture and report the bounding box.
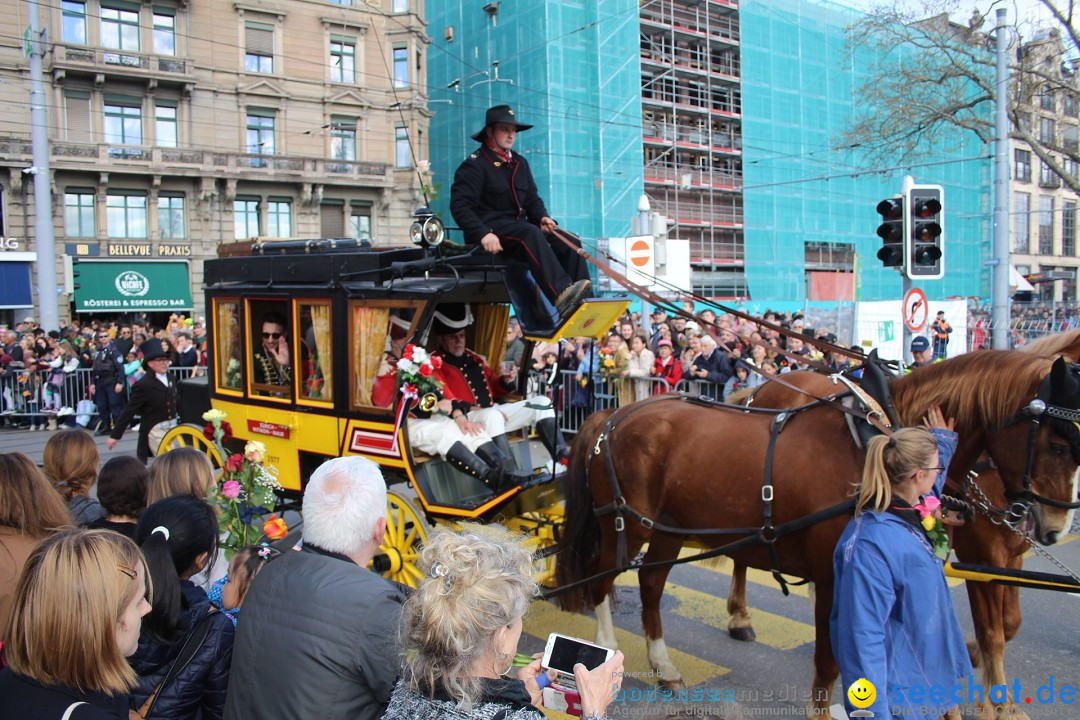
[0,314,207,431]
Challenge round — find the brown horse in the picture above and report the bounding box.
[556,347,1080,718]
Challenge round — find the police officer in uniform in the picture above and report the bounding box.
[90,330,126,435]
[106,340,178,463]
[450,105,591,318]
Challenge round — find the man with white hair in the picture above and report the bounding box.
[224,457,405,720]
[688,334,733,397]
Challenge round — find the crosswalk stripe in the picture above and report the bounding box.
[671,546,812,598]
[613,573,816,651]
[524,600,730,688]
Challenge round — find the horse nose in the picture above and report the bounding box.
[1042,530,1060,546]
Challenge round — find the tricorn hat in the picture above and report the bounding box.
[141,339,171,365]
[430,304,474,336]
[471,104,533,142]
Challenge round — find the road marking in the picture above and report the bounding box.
[524,600,729,687]
[613,573,816,650]
[672,546,812,598]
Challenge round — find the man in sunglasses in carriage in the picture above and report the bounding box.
[450,104,592,320]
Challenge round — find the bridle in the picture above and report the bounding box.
[984,368,1080,512]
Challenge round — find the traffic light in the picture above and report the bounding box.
[905,184,944,280]
[876,196,905,268]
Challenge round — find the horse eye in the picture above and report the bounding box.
[1049,442,1068,457]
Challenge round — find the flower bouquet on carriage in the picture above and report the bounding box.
[202,409,287,559]
[394,343,444,417]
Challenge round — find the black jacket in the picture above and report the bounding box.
[110,372,178,462]
[450,145,549,244]
[0,669,129,720]
[92,343,125,384]
[129,581,234,720]
[223,544,405,720]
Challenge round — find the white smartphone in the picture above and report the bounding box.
[541,632,614,680]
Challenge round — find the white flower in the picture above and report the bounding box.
[411,347,430,364]
[203,409,227,422]
[417,160,431,174]
[396,359,418,375]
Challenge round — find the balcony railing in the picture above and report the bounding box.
[640,4,740,44]
[52,44,195,82]
[643,164,742,191]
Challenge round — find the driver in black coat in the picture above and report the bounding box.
[450,104,591,318]
[106,339,178,463]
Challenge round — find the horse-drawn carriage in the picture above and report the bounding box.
[159,211,627,587]
[159,210,1080,719]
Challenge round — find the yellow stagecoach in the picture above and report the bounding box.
[161,211,627,587]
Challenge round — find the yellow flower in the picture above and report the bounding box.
[921,515,936,532]
[202,409,227,422]
[244,440,267,464]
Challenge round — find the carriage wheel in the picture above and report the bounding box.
[157,423,225,476]
[379,491,429,588]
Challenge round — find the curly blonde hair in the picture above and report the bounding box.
[399,524,536,708]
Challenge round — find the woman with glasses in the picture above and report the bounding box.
[0,528,152,719]
[830,406,970,719]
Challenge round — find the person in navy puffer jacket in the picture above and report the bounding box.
[130,496,234,720]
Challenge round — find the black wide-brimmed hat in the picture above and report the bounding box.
[141,339,171,365]
[471,105,533,142]
[430,304,474,336]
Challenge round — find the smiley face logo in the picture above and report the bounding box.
[847,678,876,709]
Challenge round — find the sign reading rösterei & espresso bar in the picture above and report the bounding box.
[73,260,193,312]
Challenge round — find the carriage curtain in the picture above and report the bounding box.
[473,304,510,373]
[310,303,333,399]
[216,301,237,388]
[352,305,389,407]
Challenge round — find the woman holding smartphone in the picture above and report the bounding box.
[382,524,624,720]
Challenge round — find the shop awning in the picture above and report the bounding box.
[74,260,193,313]
[0,260,34,309]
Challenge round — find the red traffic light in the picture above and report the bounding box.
[876,198,903,220]
[913,198,941,218]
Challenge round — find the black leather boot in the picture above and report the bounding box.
[446,441,498,487]
[476,441,531,490]
[536,417,569,464]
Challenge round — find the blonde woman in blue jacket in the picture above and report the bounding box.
[831,406,971,718]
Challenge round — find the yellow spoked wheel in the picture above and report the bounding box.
[378,491,430,588]
[157,423,225,475]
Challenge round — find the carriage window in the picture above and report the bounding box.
[297,300,333,403]
[214,299,242,391]
[350,301,421,410]
[248,301,292,399]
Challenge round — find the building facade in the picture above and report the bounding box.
[0,0,430,325]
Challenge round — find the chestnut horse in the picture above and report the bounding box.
[556,348,1080,719]
[732,333,1080,718]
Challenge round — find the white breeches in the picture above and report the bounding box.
[407,398,555,459]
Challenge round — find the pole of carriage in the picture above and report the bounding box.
[990,7,1011,349]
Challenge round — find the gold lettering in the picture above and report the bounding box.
[158,244,192,257]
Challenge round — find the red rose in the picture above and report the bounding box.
[225,453,244,473]
[430,355,443,369]
[402,344,415,360]
[418,363,433,378]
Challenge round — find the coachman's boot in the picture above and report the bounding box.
[446,441,525,492]
[535,418,569,465]
[475,441,532,491]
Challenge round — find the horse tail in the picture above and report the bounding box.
[555,408,615,613]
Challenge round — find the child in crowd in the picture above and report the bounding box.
[125,350,145,388]
[86,455,148,539]
[208,544,283,626]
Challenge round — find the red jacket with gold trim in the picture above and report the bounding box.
[432,349,510,411]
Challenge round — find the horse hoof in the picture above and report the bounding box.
[728,626,757,642]
[657,677,686,691]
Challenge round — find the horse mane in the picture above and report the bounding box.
[891,350,1051,433]
[1021,328,1080,361]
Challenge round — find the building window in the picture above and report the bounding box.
[153,11,176,55]
[350,209,371,240]
[267,200,292,237]
[395,126,410,167]
[1039,117,1055,144]
[234,198,261,239]
[101,5,141,51]
[1040,85,1055,112]
[1039,160,1060,188]
[1013,192,1030,253]
[65,90,92,142]
[64,190,95,237]
[1064,124,1079,153]
[61,1,87,44]
[104,101,143,145]
[1014,149,1031,182]
[1039,194,1055,255]
[330,118,356,161]
[330,38,356,83]
[320,202,345,237]
[329,0,352,4]
[246,109,275,166]
[245,22,274,73]
[392,0,408,12]
[158,194,185,239]
[1064,200,1077,256]
[155,104,177,147]
[393,46,408,87]
[106,193,147,238]
[1064,94,1078,118]
[1065,158,1079,181]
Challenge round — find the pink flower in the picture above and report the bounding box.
[915,495,941,519]
[221,480,242,499]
